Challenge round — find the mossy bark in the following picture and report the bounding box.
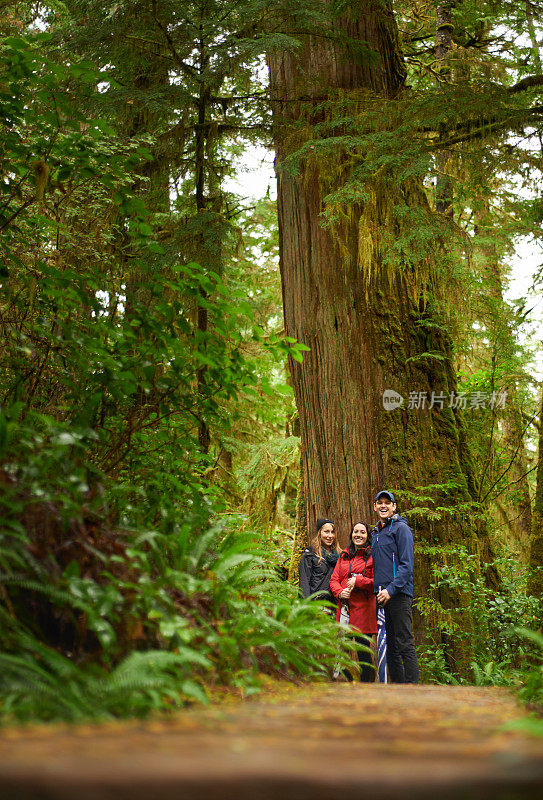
[528,392,543,601]
[435,2,454,216]
[288,455,308,583]
[268,0,495,677]
[501,406,533,558]
[123,46,171,318]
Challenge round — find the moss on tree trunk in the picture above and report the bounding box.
[528,392,543,602]
[269,0,496,677]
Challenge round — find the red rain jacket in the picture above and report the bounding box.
[329,549,378,635]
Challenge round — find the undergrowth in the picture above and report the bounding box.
[0,514,351,723]
[415,544,542,726]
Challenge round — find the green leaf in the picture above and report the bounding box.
[181,680,208,704]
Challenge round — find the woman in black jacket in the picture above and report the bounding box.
[298,518,340,607]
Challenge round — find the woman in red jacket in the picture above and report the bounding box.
[330,522,377,682]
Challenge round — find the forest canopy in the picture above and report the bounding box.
[0,0,542,721]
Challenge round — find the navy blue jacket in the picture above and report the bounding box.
[371,514,414,598]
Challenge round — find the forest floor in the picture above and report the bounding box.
[0,682,541,800]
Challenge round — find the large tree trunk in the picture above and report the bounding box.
[268,0,495,675]
[269,2,406,542]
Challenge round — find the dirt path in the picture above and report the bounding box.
[0,683,541,799]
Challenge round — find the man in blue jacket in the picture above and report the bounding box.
[372,490,419,683]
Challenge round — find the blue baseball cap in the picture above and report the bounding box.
[375,490,396,503]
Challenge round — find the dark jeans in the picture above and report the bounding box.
[344,634,375,683]
[384,593,419,684]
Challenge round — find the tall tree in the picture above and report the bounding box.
[431,0,533,556]
[528,390,543,600]
[268,0,502,673]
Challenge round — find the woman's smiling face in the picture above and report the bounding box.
[319,523,335,548]
[352,523,368,548]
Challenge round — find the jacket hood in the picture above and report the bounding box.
[373,513,409,531]
[383,513,408,525]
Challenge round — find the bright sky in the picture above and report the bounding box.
[508,239,543,383]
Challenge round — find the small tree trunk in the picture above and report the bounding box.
[501,409,533,557]
[473,204,532,556]
[288,456,308,583]
[436,2,454,216]
[528,391,543,600]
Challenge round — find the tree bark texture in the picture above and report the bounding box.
[435,2,454,216]
[268,0,495,675]
[288,455,309,582]
[528,391,543,601]
[500,401,533,558]
[269,1,405,542]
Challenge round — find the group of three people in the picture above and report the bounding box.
[298,491,419,684]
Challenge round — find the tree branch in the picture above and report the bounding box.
[480,414,538,505]
[509,75,543,94]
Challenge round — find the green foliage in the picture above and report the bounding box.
[1,0,542,726]
[515,628,543,708]
[237,435,299,533]
[0,636,210,722]
[416,545,543,694]
[0,18,330,726]
[0,32,144,260]
[0,519,351,722]
[501,628,543,737]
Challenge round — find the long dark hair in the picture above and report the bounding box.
[342,522,372,559]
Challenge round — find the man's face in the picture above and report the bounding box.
[374,495,397,521]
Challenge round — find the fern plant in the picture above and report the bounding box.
[0,520,352,722]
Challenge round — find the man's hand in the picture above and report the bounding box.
[346,576,356,590]
[339,587,352,599]
[377,588,390,605]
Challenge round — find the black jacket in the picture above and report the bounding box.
[298,547,337,603]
